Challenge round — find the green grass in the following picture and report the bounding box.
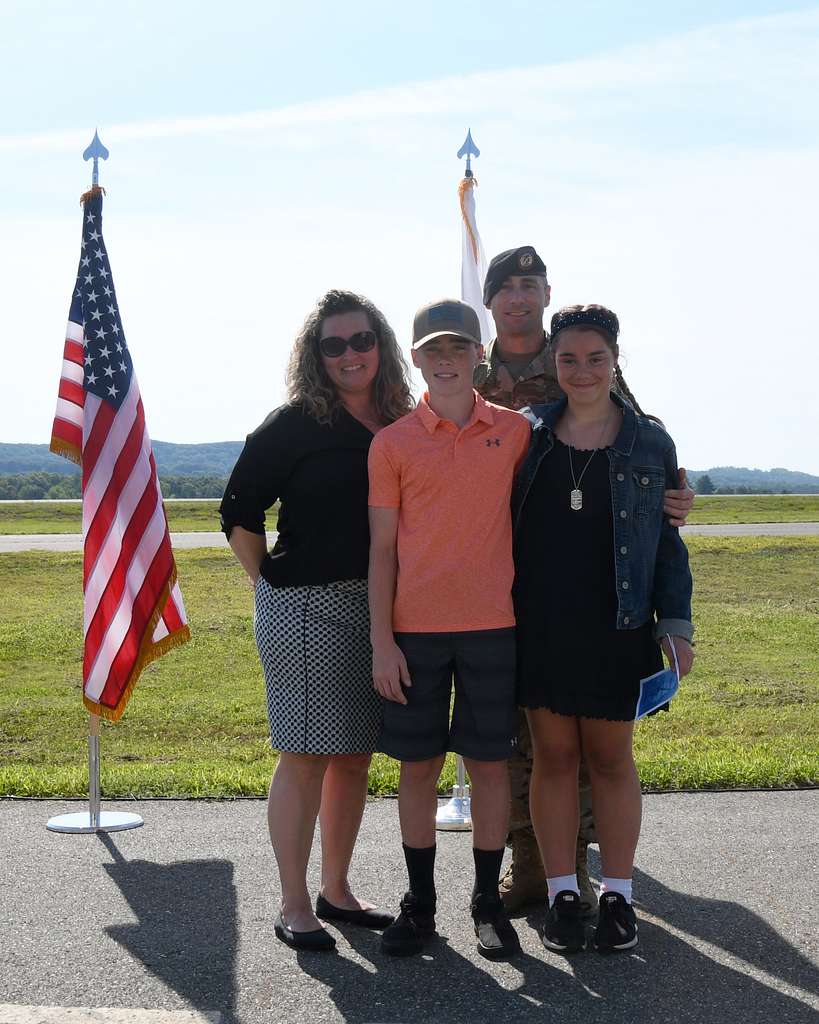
[0,500,270,535]
[0,538,817,797]
[0,501,84,534]
[686,494,819,524]
[0,495,816,535]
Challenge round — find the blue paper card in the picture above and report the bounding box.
[635,635,680,720]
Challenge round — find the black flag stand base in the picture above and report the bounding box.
[46,713,144,834]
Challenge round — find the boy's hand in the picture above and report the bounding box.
[372,640,412,705]
[663,467,695,527]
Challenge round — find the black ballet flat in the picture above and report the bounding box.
[274,910,336,951]
[316,893,395,930]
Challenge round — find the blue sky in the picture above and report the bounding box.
[3,1,810,131]
[2,2,818,472]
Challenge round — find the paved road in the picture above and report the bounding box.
[681,522,819,536]
[2,523,818,553]
[1,793,817,1024]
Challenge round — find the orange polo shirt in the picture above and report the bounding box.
[368,391,531,633]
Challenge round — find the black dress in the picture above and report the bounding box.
[514,438,662,721]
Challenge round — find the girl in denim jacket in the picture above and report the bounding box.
[512,305,694,957]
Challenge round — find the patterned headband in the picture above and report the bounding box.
[551,310,619,340]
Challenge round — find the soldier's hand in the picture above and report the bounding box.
[663,467,695,527]
[372,641,412,705]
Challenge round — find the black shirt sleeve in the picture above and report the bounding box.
[220,402,375,586]
[219,405,295,538]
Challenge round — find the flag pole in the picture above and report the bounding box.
[89,712,101,828]
[47,710,144,833]
[436,130,491,832]
[47,132,144,836]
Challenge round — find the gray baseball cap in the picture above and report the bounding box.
[412,299,482,348]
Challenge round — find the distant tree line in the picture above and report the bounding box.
[159,475,228,498]
[1,470,813,500]
[0,473,82,499]
[0,472,228,500]
[694,474,798,495]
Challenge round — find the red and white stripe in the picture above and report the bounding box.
[51,325,86,459]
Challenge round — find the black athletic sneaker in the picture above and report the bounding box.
[380,892,436,957]
[471,893,521,960]
[594,891,638,953]
[540,890,586,954]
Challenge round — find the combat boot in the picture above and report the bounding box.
[576,836,598,919]
[498,830,548,912]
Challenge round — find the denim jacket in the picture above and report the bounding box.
[513,394,694,642]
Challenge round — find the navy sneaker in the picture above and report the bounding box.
[594,891,638,953]
[540,890,586,954]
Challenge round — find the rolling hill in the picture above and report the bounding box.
[2,443,818,493]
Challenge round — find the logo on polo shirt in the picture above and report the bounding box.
[485,438,501,447]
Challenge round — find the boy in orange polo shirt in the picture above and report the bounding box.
[368,299,530,960]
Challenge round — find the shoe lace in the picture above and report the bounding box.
[399,891,434,918]
[601,894,631,928]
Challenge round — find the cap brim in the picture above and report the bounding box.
[413,329,482,348]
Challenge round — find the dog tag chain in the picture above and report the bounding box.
[568,452,596,511]
[567,410,615,512]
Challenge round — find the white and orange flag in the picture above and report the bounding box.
[457,136,494,344]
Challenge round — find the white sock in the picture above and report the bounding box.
[601,876,633,904]
[547,874,579,907]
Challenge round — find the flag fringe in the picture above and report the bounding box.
[458,176,480,265]
[84,563,191,722]
[50,435,82,466]
[79,185,106,206]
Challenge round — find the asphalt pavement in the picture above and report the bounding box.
[1,792,817,1024]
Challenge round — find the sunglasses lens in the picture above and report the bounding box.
[319,331,376,357]
[319,336,347,358]
[349,331,376,352]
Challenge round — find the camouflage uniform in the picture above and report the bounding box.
[474,335,560,413]
[474,336,597,852]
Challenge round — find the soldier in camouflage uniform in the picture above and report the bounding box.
[474,245,693,916]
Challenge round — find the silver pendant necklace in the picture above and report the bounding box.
[566,411,613,511]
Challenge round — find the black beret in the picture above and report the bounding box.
[483,245,548,307]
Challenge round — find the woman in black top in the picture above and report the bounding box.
[221,290,413,951]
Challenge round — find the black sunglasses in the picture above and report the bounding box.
[318,330,377,359]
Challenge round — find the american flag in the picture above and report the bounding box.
[51,187,190,721]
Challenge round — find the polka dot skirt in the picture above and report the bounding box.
[254,577,381,754]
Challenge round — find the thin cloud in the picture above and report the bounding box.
[1,7,816,154]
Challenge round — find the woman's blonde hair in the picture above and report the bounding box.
[287,289,414,425]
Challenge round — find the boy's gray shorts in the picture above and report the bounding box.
[378,628,517,763]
